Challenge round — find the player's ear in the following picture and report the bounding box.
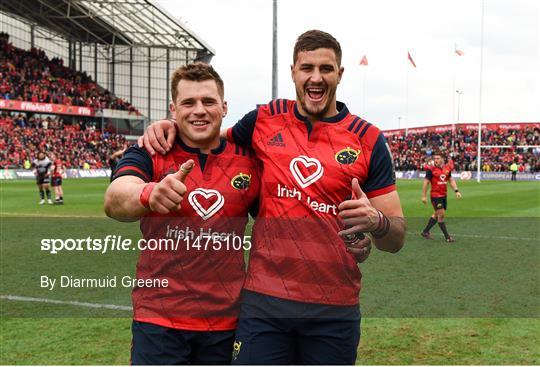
[222,101,228,117]
[290,64,295,80]
[338,66,344,84]
[169,101,176,114]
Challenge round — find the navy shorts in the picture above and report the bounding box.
[232,290,361,365]
[131,320,235,365]
[51,177,62,187]
[431,196,447,210]
[36,174,50,185]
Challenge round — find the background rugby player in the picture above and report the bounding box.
[33,151,52,205]
[50,153,65,204]
[421,153,462,242]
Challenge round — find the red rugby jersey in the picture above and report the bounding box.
[112,138,260,331]
[227,99,396,306]
[52,159,63,178]
[425,164,453,198]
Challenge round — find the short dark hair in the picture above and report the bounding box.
[293,30,342,66]
[170,62,224,102]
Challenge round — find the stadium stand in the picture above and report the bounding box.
[387,125,540,173]
[0,112,127,169]
[1,0,217,172]
[2,108,538,171]
[0,32,138,113]
[0,0,215,123]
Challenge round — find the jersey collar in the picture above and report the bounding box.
[293,101,349,123]
[176,136,227,155]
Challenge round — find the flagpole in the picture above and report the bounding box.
[362,67,366,113]
[405,62,409,136]
[272,0,278,99]
[359,55,368,113]
[405,51,416,136]
[452,43,457,151]
[477,0,485,183]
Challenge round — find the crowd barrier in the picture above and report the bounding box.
[0,169,111,180]
[396,171,540,181]
[2,169,539,181]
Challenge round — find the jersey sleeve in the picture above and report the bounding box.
[226,108,258,147]
[361,133,396,198]
[44,159,52,173]
[111,145,153,182]
[425,169,433,180]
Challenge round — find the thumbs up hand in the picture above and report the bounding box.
[338,178,381,238]
[148,159,194,214]
[172,160,194,183]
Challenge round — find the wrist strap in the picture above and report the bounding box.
[140,182,157,209]
[370,210,391,239]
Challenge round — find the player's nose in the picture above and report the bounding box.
[309,69,323,83]
[192,100,206,115]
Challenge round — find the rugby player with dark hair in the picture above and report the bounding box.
[421,152,462,242]
[33,151,52,205]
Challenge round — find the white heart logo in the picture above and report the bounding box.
[289,156,324,188]
[188,188,224,220]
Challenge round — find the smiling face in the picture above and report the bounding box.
[291,48,344,121]
[170,79,227,152]
[433,154,444,167]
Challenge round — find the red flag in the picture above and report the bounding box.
[359,55,368,66]
[407,51,416,68]
[455,48,464,56]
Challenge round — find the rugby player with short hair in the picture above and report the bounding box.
[50,154,64,204]
[33,151,52,205]
[139,30,405,364]
[421,153,462,242]
[104,63,263,365]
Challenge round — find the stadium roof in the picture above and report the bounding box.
[0,0,214,56]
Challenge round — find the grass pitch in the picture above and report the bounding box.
[0,178,539,364]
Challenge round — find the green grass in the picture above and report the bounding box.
[0,178,539,364]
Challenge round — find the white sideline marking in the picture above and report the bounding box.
[0,295,131,311]
[450,233,537,241]
[408,231,537,242]
[1,212,538,241]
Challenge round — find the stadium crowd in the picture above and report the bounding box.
[2,110,537,172]
[0,112,127,169]
[388,126,540,172]
[0,32,138,113]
